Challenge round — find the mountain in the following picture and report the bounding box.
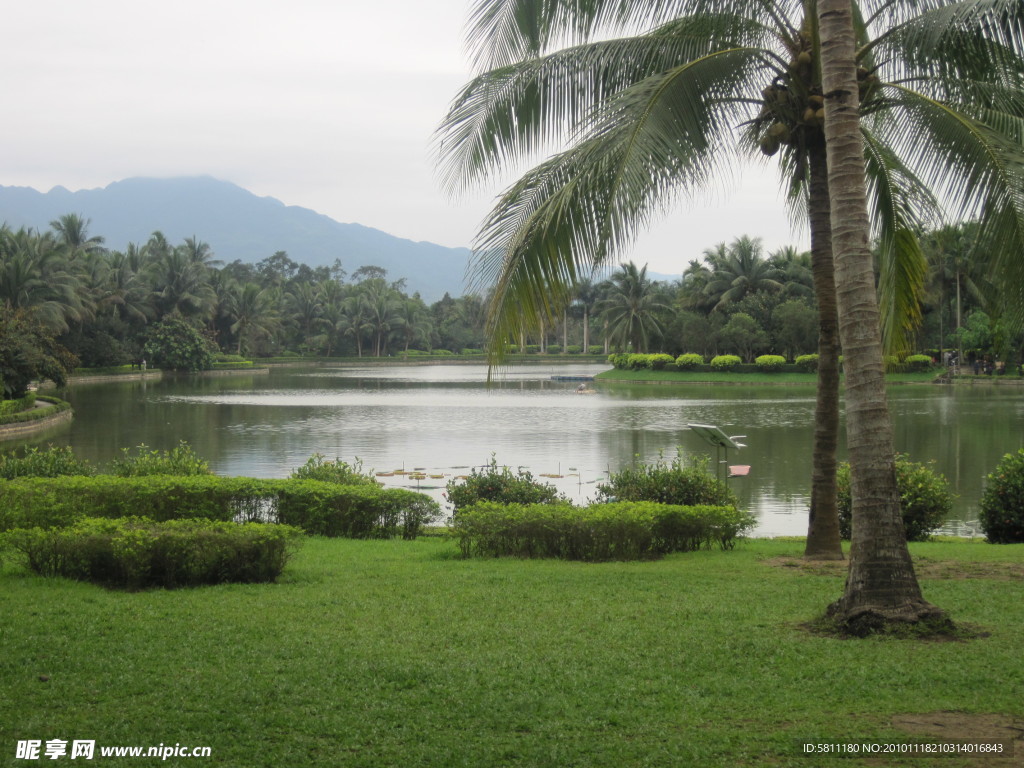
[0,176,472,302]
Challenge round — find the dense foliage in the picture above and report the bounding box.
[4,517,301,589]
[108,441,212,477]
[0,444,94,479]
[5,218,1008,370]
[836,457,954,541]
[143,317,217,372]
[0,307,77,397]
[979,449,1024,544]
[289,453,378,487]
[446,458,564,513]
[452,501,755,560]
[0,475,438,539]
[597,455,738,509]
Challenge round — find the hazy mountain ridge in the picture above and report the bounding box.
[0,176,473,301]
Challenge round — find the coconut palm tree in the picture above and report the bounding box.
[226,282,278,355]
[815,0,949,630]
[437,0,1024,570]
[597,263,672,352]
[701,236,784,310]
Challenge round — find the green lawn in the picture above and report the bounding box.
[2,537,1020,766]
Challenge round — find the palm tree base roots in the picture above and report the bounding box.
[823,600,954,638]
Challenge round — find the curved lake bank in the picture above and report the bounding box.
[17,364,1022,537]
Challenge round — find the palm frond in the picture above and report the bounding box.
[438,15,781,193]
[469,47,767,357]
[466,0,800,69]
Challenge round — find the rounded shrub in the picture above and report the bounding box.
[627,353,650,369]
[836,456,953,541]
[979,448,1024,543]
[597,454,738,509]
[565,345,582,355]
[710,354,742,372]
[755,354,786,372]
[903,354,934,372]
[648,353,676,371]
[675,353,704,370]
[794,354,819,373]
[290,453,379,487]
[608,353,629,369]
[446,457,564,514]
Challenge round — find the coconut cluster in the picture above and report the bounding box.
[756,47,879,157]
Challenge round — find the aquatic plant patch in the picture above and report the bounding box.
[452,501,755,560]
[4,517,301,589]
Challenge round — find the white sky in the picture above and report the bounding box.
[0,0,807,276]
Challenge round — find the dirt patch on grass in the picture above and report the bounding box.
[765,556,1024,581]
[886,712,1023,766]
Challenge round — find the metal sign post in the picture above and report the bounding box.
[688,424,748,483]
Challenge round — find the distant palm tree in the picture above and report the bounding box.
[50,213,105,261]
[597,263,670,352]
[702,236,783,310]
[226,282,278,355]
[0,226,86,332]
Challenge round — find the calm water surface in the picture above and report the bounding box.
[31,363,1024,536]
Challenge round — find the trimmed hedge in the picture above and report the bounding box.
[0,395,71,426]
[4,517,302,589]
[452,501,756,561]
[0,475,439,539]
[755,354,786,372]
[675,353,704,370]
[710,355,742,371]
[794,354,819,373]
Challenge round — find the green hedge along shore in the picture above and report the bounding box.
[453,501,755,560]
[0,395,72,426]
[0,475,439,540]
[6,517,302,589]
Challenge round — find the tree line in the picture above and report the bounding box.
[0,215,1014,378]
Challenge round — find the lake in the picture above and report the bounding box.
[27,363,1024,537]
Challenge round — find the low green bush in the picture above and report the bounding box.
[0,445,95,479]
[565,345,583,355]
[0,392,36,416]
[276,482,437,539]
[587,346,604,355]
[598,454,739,509]
[710,355,742,372]
[452,501,755,561]
[755,354,786,372]
[627,353,650,369]
[290,454,378,487]
[979,448,1024,543]
[4,517,301,589]
[608,353,629,369]
[446,458,563,514]
[647,353,676,370]
[0,395,71,426]
[837,456,953,541]
[903,354,935,372]
[0,476,439,539]
[211,361,255,369]
[108,442,211,477]
[675,353,704,370]
[794,354,819,373]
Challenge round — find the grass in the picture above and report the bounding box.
[1,537,1020,767]
[596,369,943,384]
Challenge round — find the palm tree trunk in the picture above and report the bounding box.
[818,0,944,630]
[583,308,590,352]
[804,141,844,560]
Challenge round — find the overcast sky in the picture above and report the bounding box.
[1,0,807,276]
